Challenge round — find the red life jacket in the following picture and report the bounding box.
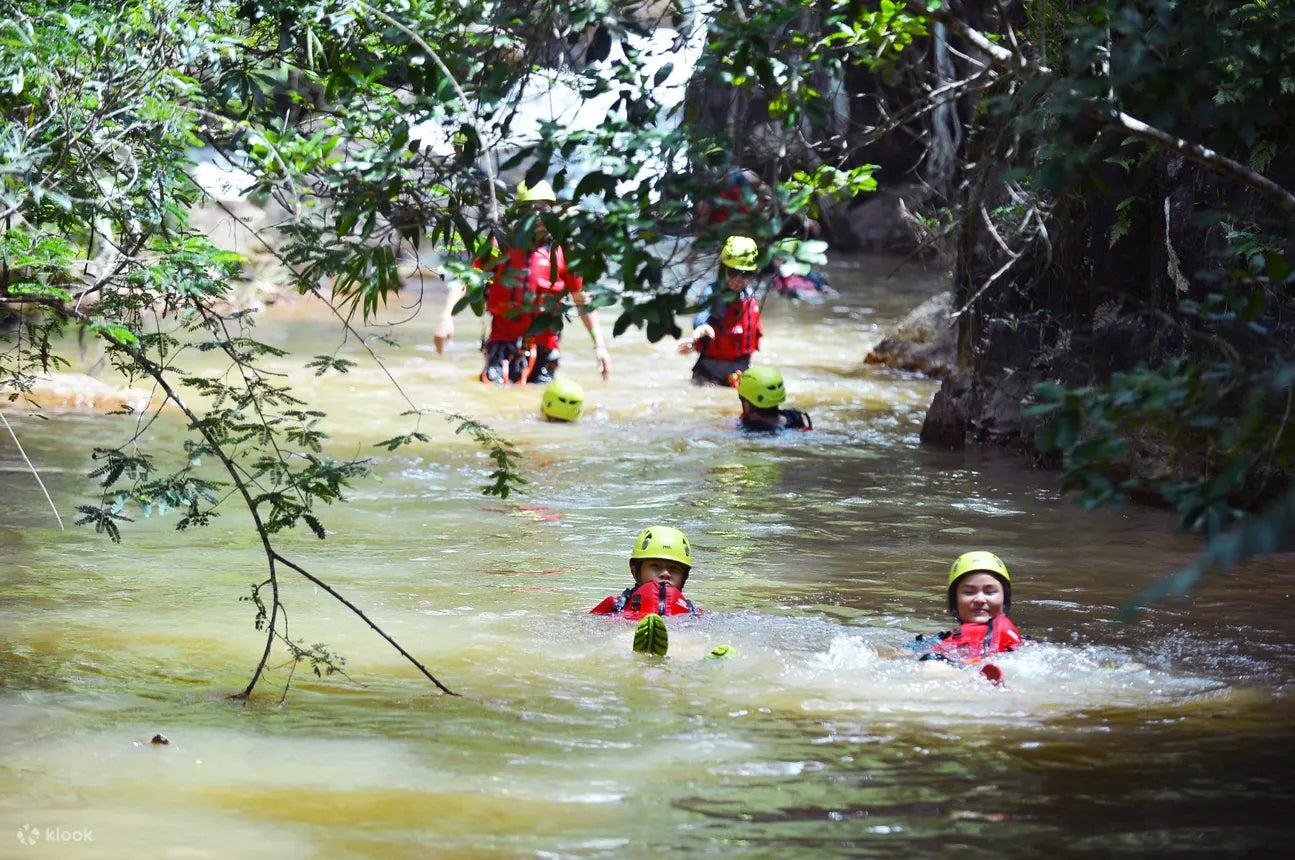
[928,614,1022,664]
[589,581,698,620]
[481,244,581,349]
[709,185,753,225]
[702,291,762,362]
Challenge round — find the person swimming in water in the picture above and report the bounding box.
[540,378,584,422]
[590,526,699,656]
[735,366,813,432]
[915,551,1024,684]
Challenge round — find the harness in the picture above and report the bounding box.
[701,286,762,362]
[484,247,536,342]
[918,614,1022,665]
[589,581,698,620]
[782,409,813,431]
[483,244,577,349]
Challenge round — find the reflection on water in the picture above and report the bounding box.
[3,255,1294,856]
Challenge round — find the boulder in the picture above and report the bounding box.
[919,373,970,449]
[864,290,956,377]
[5,373,154,413]
[843,183,938,256]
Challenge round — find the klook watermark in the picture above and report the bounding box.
[16,824,94,846]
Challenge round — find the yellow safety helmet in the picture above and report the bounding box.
[737,366,786,407]
[947,550,1011,615]
[948,551,1010,587]
[517,179,557,204]
[541,378,584,422]
[630,526,692,571]
[720,235,760,272]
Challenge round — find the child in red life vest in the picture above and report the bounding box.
[917,551,1024,671]
[589,526,699,620]
[679,236,764,386]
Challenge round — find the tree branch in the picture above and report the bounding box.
[0,412,65,530]
[38,299,456,699]
[928,4,1295,217]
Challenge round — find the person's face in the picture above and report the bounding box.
[954,572,1005,624]
[634,558,689,588]
[520,202,553,239]
[725,267,755,288]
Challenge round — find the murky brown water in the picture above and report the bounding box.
[2,254,1293,858]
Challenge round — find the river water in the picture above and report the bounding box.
[2,255,1293,858]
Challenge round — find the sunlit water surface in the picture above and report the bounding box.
[3,255,1293,858]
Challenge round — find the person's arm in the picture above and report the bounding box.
[435,279,468,355]
[678,282,715,354]
[569,287,610,380]
[678,322,715,354]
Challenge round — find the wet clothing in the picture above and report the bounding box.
[691,281,762,386]
[692,354,751,387]
[480,341,560,385]
[477,241,581,384]
[739,408,813,432]
[590,581,699,621]
[915,614,1023,666]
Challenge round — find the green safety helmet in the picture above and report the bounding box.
[720,235,760,272]
[541,378,584,422]
[947,550,1011,616]
[517,179,557,204]
[737,366,786,407]
[630,526,692,571]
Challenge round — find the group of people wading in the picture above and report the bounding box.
[432,178,1019,671]
[432,177,812,431]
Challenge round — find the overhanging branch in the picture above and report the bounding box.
[928,4,1295,218]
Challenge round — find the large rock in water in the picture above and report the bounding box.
[919,373,969,450]
[864,291,956,377]
[5,373,154,413]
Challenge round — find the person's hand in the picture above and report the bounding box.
[678,324,715,354]
[594,344,611,380]
[433,320,454,355]
[435,280,467,355]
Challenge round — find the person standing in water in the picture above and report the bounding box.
[434,180,611,384]
[679,235,764,386]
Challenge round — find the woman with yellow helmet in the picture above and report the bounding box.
[679,235,765,386]
[916,551,1025,683]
